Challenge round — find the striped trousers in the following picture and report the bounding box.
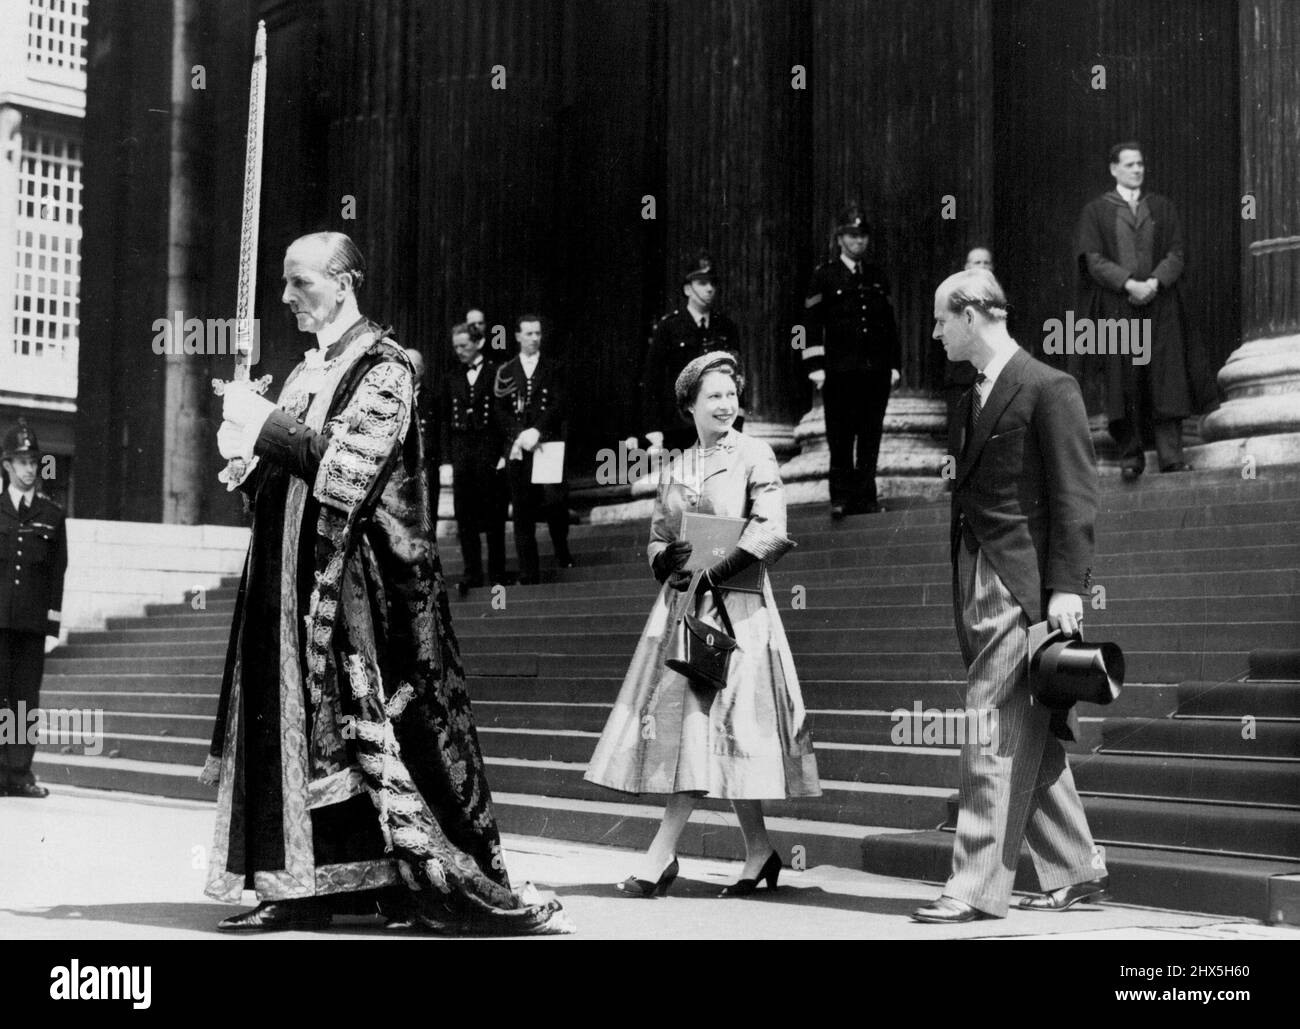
[946,543,1104,916]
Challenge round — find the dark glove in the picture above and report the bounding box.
[700,548,757,590]
[652,540,693,584]
[667,569,694,592]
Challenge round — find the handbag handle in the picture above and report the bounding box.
[682,569,736,638]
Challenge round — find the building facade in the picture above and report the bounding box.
[0,0,87,509]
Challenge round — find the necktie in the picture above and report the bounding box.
[969,373,988,435]
[18,498,30,519]
[851,263,861,278]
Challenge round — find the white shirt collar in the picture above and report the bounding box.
[689,308,710,328]
[314,300,363,350]
[8,484,35,510]
[977,343,1019,394]
[840,253,859,273]
[1116,184,1141,206]
[519,351,540,375]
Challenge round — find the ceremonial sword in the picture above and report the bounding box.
[213,20,273,489]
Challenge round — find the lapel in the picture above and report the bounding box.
[955,348,1027,487]
[0,494,17,525]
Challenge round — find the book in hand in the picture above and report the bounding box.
[679,511,765,593]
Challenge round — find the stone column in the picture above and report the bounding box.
[1199,2,1300,460]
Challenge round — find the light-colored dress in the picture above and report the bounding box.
[584,429,820,800]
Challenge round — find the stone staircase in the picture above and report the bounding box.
[34,465,1300,921]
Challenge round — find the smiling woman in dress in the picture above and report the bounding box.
[584,352,820,897]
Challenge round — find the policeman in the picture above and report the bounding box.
[804,205,902,518]
[636,253,742,453]
[0,420,67,798]
[440,322,509,596]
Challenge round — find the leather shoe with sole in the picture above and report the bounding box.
[217,899,332,932]
[3,782,49,798]
[911,896,994,924]
[1019,876,1108,911]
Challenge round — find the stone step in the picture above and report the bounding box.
[82,593,1300,645]
[1100,716,1300,759]
[860,829,1300,921]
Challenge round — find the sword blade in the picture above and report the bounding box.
[232,20,267,381]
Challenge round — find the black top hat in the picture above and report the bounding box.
[835,205,871,237]
[1029,622,1124,710]
[2,418,40,460]
[683,252,717,285]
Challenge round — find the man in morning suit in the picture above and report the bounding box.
[441,322,508,596]
[912,269,1107,923]
[0,420,68,798]
[494,314,573,585]
[803,205,901,518]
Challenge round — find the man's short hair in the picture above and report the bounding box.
[292,231,367,291]
[1108,141,1143,165]
[450,321,472,340]
[515,313,542,332]
[939,269,1009,321]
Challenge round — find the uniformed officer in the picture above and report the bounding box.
[635,253,742,453]
[0,420,67,798]
[804,205,902,518]
[440,322,509,596]
[494,314,574,585]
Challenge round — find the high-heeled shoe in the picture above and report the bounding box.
[616,856,679,898]
[719,850,781,897]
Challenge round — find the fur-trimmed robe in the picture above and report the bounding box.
[203,318,568,934]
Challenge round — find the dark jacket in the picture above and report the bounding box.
[0,492,68,636]
[803,257,901,378]
[493,354,566,460]
[950,347,1097,621]
[439,357,503,465]
[639,309,741,434]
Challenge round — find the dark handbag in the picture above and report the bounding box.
[664,570,738,695]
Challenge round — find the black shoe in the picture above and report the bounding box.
[911,896,995,924]
[1160,462,1191,473]
[556,552,576,570]
[719,850,781,897]
[1018,876,1109,911]
[1120,466,1142,483]
[830,503,847,521]
[856,501,886,515]
[616,857,679,898]
[456,580,471,598]
[216,899,332,933]
[3,782,49,799]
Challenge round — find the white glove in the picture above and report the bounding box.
[217,420,255,461]
[222,381,276,430]
[645,431,664,450]
[517,427,542,452]
[890,368,901,390]
[808,369,826,389]
[623,436,639,451]
[495,457,506,471]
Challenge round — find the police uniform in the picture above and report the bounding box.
[0,421,67,797]
[440,354,508,590]
[803,206,901,514]
[494,350,572,584]
[640,255,743,451]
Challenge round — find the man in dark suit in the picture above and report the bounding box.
[912,269,1107,923]
[441,322,508,596]
[494,314,573,585]
[635,253,742,453]
[0,420,68,798]
[803,205,901,518]
[1074,142,1211,481]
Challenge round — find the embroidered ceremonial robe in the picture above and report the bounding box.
[203,318,568,934]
